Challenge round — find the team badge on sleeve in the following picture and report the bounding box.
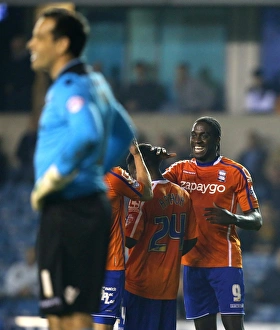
[66,96,85,113]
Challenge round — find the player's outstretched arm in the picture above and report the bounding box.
[130,139,153,201]
[204,203,262,231]
[234,208,262,230]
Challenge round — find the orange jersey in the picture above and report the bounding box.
[105,166,146,270]
[163,156,259,268]
[125,180,197,300]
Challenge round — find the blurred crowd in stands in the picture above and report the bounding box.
[91,61,280,115]
[1,34,222,114]
[1,34,34,113]
[0,35,266,115]
[3,34,280,116]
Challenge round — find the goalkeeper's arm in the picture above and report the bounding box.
[31,165,76,211]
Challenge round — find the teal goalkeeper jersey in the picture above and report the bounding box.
[34,59,135,200]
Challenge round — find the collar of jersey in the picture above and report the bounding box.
[57,59,85,79]
[196,155,221,167]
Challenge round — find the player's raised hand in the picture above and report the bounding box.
[129,138,140,156]
[204,202,236,225]
[150,146,177,159]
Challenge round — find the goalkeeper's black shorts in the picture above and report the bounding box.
[37,191,112,316]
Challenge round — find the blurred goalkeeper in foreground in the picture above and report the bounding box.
[27,8,135,330]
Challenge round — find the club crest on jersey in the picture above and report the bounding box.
[217,170,226,182]
[66,96,84,113]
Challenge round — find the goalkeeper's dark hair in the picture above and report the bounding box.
[126,143,162,169]
[40,8,90,57]
[194,116,221,155]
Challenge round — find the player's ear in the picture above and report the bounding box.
[56,36,70,56]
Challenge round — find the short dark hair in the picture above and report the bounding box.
[126,143,162,169]
[41,8,90,57]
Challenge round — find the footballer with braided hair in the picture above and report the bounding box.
[163,116,263,330]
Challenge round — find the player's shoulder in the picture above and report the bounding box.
[90,71,107,85]
[220,156,252,177]
[109,166,123,175]
[105,167,125,191]
[166,159,193,171]
[107,166,126,181]
[108,166,135,185]
[221,156,247,170]
[54,72,88,97]
[90,71,114,96]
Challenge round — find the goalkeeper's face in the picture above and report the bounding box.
[27,17,66,78]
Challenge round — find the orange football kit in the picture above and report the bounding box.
[163,156,260,319]
[92,166,146,325]
[122,179,197,329]
[125,179,197,300]
[104,166,146,270]
[163,156,259,268]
